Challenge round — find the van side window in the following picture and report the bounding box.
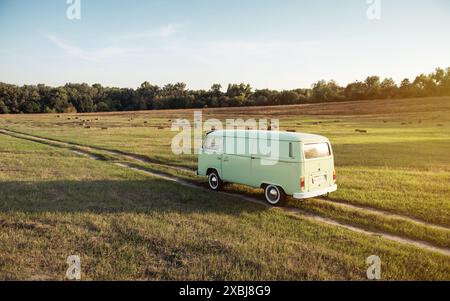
[204,136,221,152]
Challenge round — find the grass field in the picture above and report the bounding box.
[0,96,449,280]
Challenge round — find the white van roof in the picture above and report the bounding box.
[207,130,329,142]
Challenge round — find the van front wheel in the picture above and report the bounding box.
[208,171,223,191]
[264,185,286,206]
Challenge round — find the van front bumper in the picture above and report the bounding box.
[293,184,337,200]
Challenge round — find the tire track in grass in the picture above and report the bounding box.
[1,129,450,257]
[315,197,450,232]
[0,128,194,173]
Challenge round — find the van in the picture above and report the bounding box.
[197,130,337,206]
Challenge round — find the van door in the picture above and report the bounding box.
[222,154,252,185]
[221,136,252,186]
[202,135,223,177]
[303,142,334,191]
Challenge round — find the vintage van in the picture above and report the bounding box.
[197,130,337,206]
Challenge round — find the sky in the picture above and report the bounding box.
[0,0,449,90]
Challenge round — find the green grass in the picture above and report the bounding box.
[0,96,449,280]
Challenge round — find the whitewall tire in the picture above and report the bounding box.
[264,185,286,206]
[208,171,223,191]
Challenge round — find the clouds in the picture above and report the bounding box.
[44,23,184,61]
[46,34,83,58]
[112,23,184,41]
[45,34,137,61]
[42,29,360,88]
[41,21,450,90]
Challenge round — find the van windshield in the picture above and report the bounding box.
[304,143,331,159]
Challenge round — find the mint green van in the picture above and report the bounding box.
[197,130,337,206]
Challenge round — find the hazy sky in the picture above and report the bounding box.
[0,0,449,90]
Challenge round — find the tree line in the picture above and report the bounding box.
[0,67,449,114]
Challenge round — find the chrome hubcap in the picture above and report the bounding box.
[266,186,280,204]
[269,188,278,197]
[209,174,218,188]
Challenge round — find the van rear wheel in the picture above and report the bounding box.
[208,170,223,191]
[264,185,286,206]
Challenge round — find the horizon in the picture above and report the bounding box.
[1,0,449,90]
[0,65,448,92]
